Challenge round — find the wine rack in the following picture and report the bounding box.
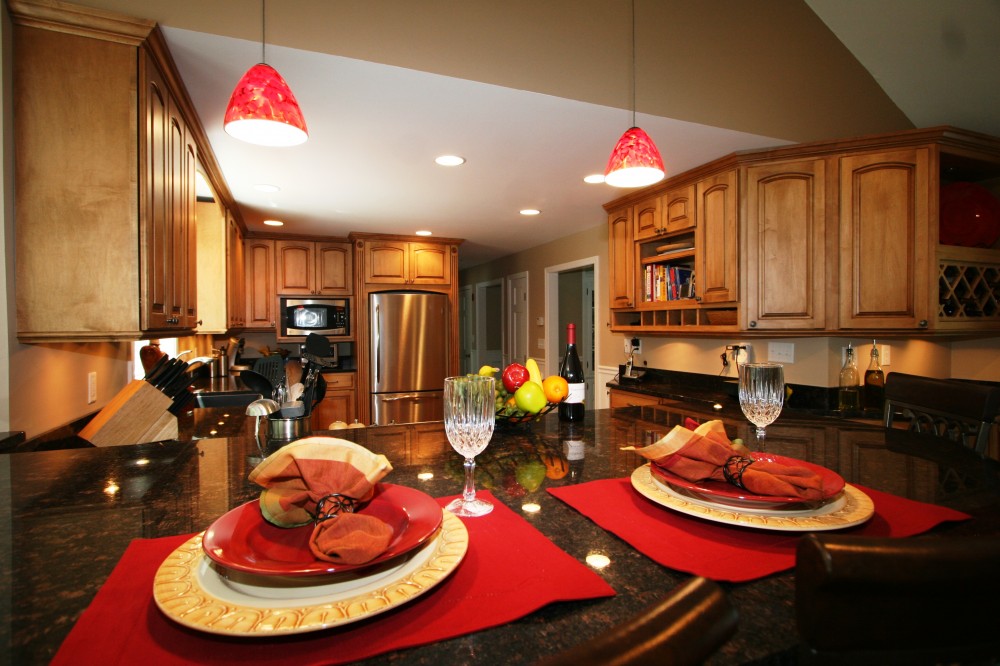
[937,254,1000,324]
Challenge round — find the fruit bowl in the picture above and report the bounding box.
[495,402,557,425]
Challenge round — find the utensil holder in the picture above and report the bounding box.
[267,414,311,441]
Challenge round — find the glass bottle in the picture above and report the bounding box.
[558,323,586,422]
[863,340,886,413]
[838,343,860,412]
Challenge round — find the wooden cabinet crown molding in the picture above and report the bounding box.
[7,0,153,45]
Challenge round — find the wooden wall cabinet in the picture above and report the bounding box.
[838,148,932,330]
[311,372,357,429]
[606,127,1000,337]
[10,1,236,341]
[362,240,452,285]
[226,212,246,330]
[695,169,739,305]
[275,240,353,295]
[608,207,635,309]
[743,158,828,330]
[244,239,276,330]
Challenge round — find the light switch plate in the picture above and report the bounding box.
[768,342,795,363]
[537,338,545,349]
[87,372,97,404]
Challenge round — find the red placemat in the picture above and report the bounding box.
[52,491,614,665]
[549,478,970,583]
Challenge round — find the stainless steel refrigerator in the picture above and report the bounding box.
[370,291,450,425]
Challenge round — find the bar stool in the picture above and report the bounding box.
[536,577,738,666]
[795,533,1000,665]
[883,372,1000,455]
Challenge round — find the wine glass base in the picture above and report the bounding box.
[445,496,493,517]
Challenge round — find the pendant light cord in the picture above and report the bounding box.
[261,0,267,64]
[630,0,636,128]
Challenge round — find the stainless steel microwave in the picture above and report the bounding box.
[279,297,349,338]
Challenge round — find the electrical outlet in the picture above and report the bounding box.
[87,372,97,404]
[768,342,795,363]
[630,337,641,355]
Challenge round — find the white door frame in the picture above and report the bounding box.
[475,278,503,371]
[505,271,529,367]
[544,256,600,408]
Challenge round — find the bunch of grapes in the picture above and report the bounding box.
[494,384,520,418]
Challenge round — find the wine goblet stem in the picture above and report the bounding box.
[462,458,478,502]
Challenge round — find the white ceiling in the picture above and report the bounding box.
[155,0,1000,269]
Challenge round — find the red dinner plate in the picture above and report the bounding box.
[650,453,845,506]
[202,484,443,576]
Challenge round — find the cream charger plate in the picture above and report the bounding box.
[631,464,874,531]
[153,510,468,637]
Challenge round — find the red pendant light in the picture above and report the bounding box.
[604,0,664,188]
[224,0,308,147]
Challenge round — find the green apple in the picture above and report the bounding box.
[514,380,546,414]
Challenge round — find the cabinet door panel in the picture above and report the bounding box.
[275,241,315,294]
[142,59,170,329]
[366,242,408,283]
[839,149,930,329]
[744,159,826,329]
[663,185,695,234]
[608,208,634,308]
[245,240,276,329]
[633,198,661,240]
[316,242,352,294]
[695,170,738,303]
[409,244,450,283]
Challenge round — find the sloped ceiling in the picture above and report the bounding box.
[61,0,1000,268]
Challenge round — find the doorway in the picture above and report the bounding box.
[458,284,473,374]
[545,257,599,410]
[474,279,503,371]
[506,272,529,367]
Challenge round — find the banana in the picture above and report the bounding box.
[525,358,543,385]
[478,365,500,377]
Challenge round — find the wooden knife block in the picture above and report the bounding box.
[79,380,178,446]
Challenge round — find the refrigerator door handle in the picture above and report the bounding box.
[374,303,380,385]
[379,393,426,401]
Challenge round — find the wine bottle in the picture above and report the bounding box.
[863,339,885,413]
[838,343,860,412]
[558,323,586,422]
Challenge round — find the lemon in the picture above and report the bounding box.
[478,365,500,377]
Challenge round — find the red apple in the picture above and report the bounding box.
[502,363,530,393]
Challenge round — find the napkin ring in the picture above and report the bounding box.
[314,493,358,522]
[723,456,754,490]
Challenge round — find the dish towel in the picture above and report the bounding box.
[248,437,394,564]
[51,491,614,666]
[548,478,970,582]
[624,419,825,499]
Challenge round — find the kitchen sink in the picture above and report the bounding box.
[192,390,262,408]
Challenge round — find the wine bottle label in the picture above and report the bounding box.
[565,382,585,404]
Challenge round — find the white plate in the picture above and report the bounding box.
[631,464,874,532]
[153,510,468,636]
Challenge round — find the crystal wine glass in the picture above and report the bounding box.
[738,362,785,442]
[443,375,496,517]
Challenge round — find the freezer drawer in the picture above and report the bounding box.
[372,391,443,425]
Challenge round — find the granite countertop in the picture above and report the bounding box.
[3,404,998,665]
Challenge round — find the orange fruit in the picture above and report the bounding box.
[542,375,569,403]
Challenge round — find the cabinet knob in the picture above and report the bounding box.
[918,319,928,328]
[749,320,757,328]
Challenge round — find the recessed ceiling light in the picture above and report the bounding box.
[263,219,284,227]
[435,155,465,167]
[415,230,433,236]
[520,209,540,216]
[584,174,605,184]
[254,183,281,192]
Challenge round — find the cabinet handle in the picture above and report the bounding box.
[918,319,928,328]
[167,317,179,324]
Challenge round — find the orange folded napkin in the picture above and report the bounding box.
[624,419,825,500]
[248,437,395,564]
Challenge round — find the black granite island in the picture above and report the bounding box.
[3,401,999,665]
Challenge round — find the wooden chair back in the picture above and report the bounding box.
[883,372,1000,454]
